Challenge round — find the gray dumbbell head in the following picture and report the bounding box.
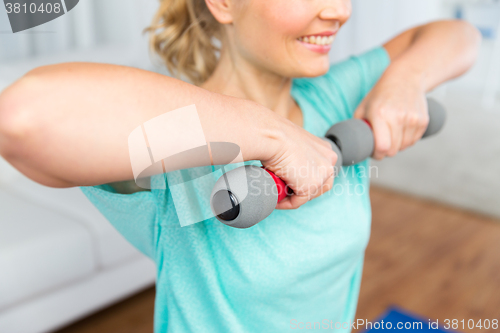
[325,119,374,166]
[423,98,446,138]
[210,165,278,229]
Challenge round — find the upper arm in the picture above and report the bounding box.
[383,26,420,61]
[0,62,216,187]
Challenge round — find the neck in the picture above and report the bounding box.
[200,46,298,120]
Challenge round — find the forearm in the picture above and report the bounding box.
[356,21,480,159]
[384,20,481,91]
[0,63,278,187]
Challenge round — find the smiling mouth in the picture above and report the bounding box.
[297,35,335,46]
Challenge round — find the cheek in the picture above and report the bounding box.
[259,2,311,40]
[232,1,331,77]
[233,1,312,67]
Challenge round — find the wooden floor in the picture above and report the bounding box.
[355,187,500,333]
[56,288,155,333]
[56,187,500,333]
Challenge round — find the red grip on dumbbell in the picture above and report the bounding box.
[362,119,373,130]
[262,168,289,203]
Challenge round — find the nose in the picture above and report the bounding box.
[319,0,352,24]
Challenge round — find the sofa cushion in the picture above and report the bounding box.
[0,189,96,310]
[2,174,143,268]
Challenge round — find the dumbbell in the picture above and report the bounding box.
[211,98,446,229]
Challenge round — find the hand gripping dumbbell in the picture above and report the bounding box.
[210,98,446,229]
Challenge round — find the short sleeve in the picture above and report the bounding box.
[326,46,391,114]
[80,183,158,259]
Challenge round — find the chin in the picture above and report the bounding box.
[295,62,330,78]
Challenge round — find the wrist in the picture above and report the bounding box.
[203,93,287,165]
[239,101,285,163]
[386,57,428,93]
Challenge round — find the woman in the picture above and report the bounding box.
[0,0,480,332]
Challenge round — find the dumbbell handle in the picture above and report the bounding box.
[271,98,446,204]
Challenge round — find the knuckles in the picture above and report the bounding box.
[406,112,429,129]
[405,113,421,127]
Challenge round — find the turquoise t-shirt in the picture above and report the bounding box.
[80,46,390,333]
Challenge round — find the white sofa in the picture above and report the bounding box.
[0,156,156,333]
[0,48,156,333]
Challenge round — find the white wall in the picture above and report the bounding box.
[0,0,159,61]
[330,0,442,62]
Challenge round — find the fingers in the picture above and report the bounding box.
[275,148,335,210]
[387,119,403,157]
[400,115,418,151]
[411,111,430,148]
[276,172,334,210]
[392,100,430,152]
[265,117,341,210]
[401,111,428,151]
[371,116,392,160]
[372,103,429,158]
[276,194,309,210]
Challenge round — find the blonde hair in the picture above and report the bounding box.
[147,0,221,85]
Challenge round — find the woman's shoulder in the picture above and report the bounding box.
[292,46,391,121]
[294,46,390,92]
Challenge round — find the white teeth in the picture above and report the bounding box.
[298,35,335,46]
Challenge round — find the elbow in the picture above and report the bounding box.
[454,20,482,71]
[0,76,38,158]
[457,19,482,41]
[433,19,482,77]
[467,21,482,61]
[0,74,76,189]
[457,19,482,50]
